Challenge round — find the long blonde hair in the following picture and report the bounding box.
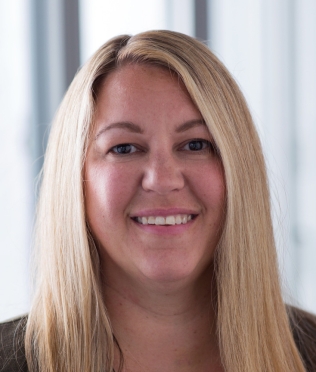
[25,30,306,371]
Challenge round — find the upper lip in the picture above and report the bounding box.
[130,208,199,217]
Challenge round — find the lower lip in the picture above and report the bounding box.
[131,217,196,236]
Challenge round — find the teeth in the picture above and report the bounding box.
[155,216,165,225]
[165,216,175,225]
[135,214,194,226]
[148,216,155,224]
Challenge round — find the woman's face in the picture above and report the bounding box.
[85,64,225,286]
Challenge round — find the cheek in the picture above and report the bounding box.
[193,162,225,207]
[84,163,137,223]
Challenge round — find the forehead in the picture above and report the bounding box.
[93,64,203,130]
[97,63,186,101]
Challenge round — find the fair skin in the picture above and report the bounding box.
[85,64,225,371]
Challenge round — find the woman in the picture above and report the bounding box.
[1,30,315,372]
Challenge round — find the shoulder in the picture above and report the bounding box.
[287,305,316,371]
[0,315,28,372]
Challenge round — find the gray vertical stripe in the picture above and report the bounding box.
[63,0,81,88]
[31,0,51,176]
[194,0,208,41]
[31,0,80,177]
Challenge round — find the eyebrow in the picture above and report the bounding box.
[95,122,144,139]
[95,119,206,139]
[175,119,206,133]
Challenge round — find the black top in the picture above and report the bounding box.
[1,307,316,372]
[288,306,316,371]
[0,316,28,372]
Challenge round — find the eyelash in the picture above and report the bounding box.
[110,143,138,155]
[108,139,214,156]
[181,139,213,152]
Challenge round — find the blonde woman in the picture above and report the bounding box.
[1,30,315,372]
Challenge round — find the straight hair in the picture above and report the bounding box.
[25,30,306,372]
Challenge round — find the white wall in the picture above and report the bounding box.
[0,0,32,321]
[294,0,316,312]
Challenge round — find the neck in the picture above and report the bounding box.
[102,265,223,372]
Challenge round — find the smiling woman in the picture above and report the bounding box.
[1,30,315,372]
[85,64,225,287]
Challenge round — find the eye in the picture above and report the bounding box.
[182,139,213,152]
[110,143,137,154]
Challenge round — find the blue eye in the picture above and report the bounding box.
[110,144,137,154]
[183,140,212,152]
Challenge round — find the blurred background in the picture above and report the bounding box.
[0,0,315,321]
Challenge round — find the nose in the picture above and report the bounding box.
[141,153,185,195]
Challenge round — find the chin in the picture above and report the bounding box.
[138,259,203,286]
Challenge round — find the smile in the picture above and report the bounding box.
[133,214,196,226]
